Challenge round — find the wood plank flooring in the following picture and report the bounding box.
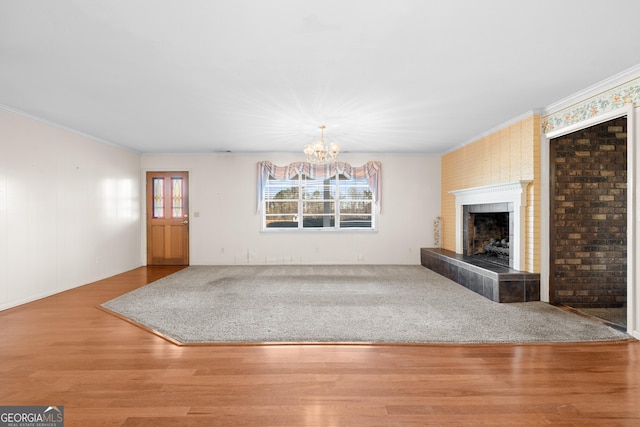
[1,266,639,426]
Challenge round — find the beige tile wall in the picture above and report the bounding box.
[441,114,541,273]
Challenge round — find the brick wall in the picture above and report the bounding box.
[550,118,627,307]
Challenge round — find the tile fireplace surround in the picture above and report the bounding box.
[421,248,540,303]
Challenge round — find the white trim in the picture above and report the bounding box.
[0,287,84,312]
[450,180,531,271]
[542,104,636,337]
[540,134,551,303]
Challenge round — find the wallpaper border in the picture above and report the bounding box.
[541,77,640,134]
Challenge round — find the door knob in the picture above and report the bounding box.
[183,220,189,225]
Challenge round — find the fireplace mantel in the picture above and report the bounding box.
[450,180,531,271]
[450,180,531,205]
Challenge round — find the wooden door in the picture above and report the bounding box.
[146,172,189,265]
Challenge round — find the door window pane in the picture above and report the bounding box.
[172,177,183,218]
[152,178,164,218]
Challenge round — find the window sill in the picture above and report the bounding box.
[260,228,378,233]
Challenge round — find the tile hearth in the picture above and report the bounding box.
[421,248,540,303]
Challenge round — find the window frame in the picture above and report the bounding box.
[262,171,376,232]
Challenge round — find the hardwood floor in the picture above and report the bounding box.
[1,267,639,426]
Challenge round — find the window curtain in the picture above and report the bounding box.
[257,161,382,212]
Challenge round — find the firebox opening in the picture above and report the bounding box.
[467,212,510,267]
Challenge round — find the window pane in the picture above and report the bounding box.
[301,175,335,228]
[303,176,335,200]
[303,215,335,228]
[266,201,298,215]
[152,178,164,218]
[265,176,299,201]
[303,200,335,214]
[338,175,373,228]
[264,175,300,229]
[171,177,183,218]
[266,215,299,228]
[340,200,372,214]
[340,215,372,228]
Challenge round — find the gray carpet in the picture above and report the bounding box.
[101,265,630,344]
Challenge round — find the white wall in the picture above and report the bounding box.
[141,153,441,265]
[0,108,142,310]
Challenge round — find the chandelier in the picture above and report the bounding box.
[303,125,340,164]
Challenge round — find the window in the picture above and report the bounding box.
[259,161,381,231]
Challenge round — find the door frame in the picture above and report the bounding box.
[541,104,636,337]
[142,169,191,266]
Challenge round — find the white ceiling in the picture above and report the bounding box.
[2,0,640,155]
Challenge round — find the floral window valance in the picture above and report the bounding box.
[257,161,382,212]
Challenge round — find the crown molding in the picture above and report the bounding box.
[0,104,135,153]
[442,109,541,156]
[543,63,640,116]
